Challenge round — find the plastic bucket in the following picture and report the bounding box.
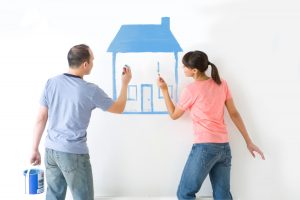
[23,168,44,194]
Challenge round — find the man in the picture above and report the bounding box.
[30,44,132,200]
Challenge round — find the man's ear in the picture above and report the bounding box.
[82,61,88,69]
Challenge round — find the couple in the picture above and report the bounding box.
[30,44,264,200]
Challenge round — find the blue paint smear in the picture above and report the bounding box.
[174,52,179,102]
[108,17,182,53]
[141,84,153,112]
[112,53,117,100]
[107,17,182,114]
[128,85,138,101]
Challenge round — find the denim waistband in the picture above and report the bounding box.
[193,142,229,146]
[192,143,230,150]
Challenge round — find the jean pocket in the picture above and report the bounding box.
[56,152,78,173]
[45,149,56,169]
[223,149,232,167]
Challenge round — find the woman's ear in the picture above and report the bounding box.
[192,68,198,74]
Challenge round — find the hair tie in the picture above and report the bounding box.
[208,61,211,65]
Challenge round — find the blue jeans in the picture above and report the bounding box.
[177,143,233,200]
[45,148,94,200]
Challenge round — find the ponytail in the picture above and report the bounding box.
[182,51,222,85]
[208,62,221,85]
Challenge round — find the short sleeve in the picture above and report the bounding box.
[92,86,114,111]
[223,80,232,100]
[177,88,194,111]
[39,80,49,108]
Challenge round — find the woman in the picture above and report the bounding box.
[157,50,265,200]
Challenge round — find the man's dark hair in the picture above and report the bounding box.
[67,44,90,68]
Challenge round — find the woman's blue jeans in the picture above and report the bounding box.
[177,143,233,200]
[45,148,94,200]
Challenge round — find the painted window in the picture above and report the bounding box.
[128,85,137,101]
[158,85,173,99]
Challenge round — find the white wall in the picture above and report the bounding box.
[1,0,300,199]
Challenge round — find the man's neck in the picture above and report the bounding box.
[68,68,84,79]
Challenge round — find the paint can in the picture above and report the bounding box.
[24,167,44,195]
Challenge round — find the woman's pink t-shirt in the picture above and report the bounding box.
[177,79,232,143]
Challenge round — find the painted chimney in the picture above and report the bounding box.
[161,17,170,29]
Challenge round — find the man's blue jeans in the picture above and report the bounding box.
[45,148,94,200]
[177,143,233,200]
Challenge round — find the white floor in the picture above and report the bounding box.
[23,193,213,200]
[23,195,212,200]
[95,198,212,200]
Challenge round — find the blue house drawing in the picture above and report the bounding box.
[107,17,182,114]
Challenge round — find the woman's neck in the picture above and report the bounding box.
[193,73,209,81]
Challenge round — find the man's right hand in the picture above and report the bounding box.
[122,65,132,85]
[30,150,41,165]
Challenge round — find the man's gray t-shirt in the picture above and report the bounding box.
[40,73,114,154]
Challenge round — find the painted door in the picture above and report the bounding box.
[141,84,153,112]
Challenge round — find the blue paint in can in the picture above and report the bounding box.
[23,168,44,194]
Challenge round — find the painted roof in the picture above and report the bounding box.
[107,17,182,53]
